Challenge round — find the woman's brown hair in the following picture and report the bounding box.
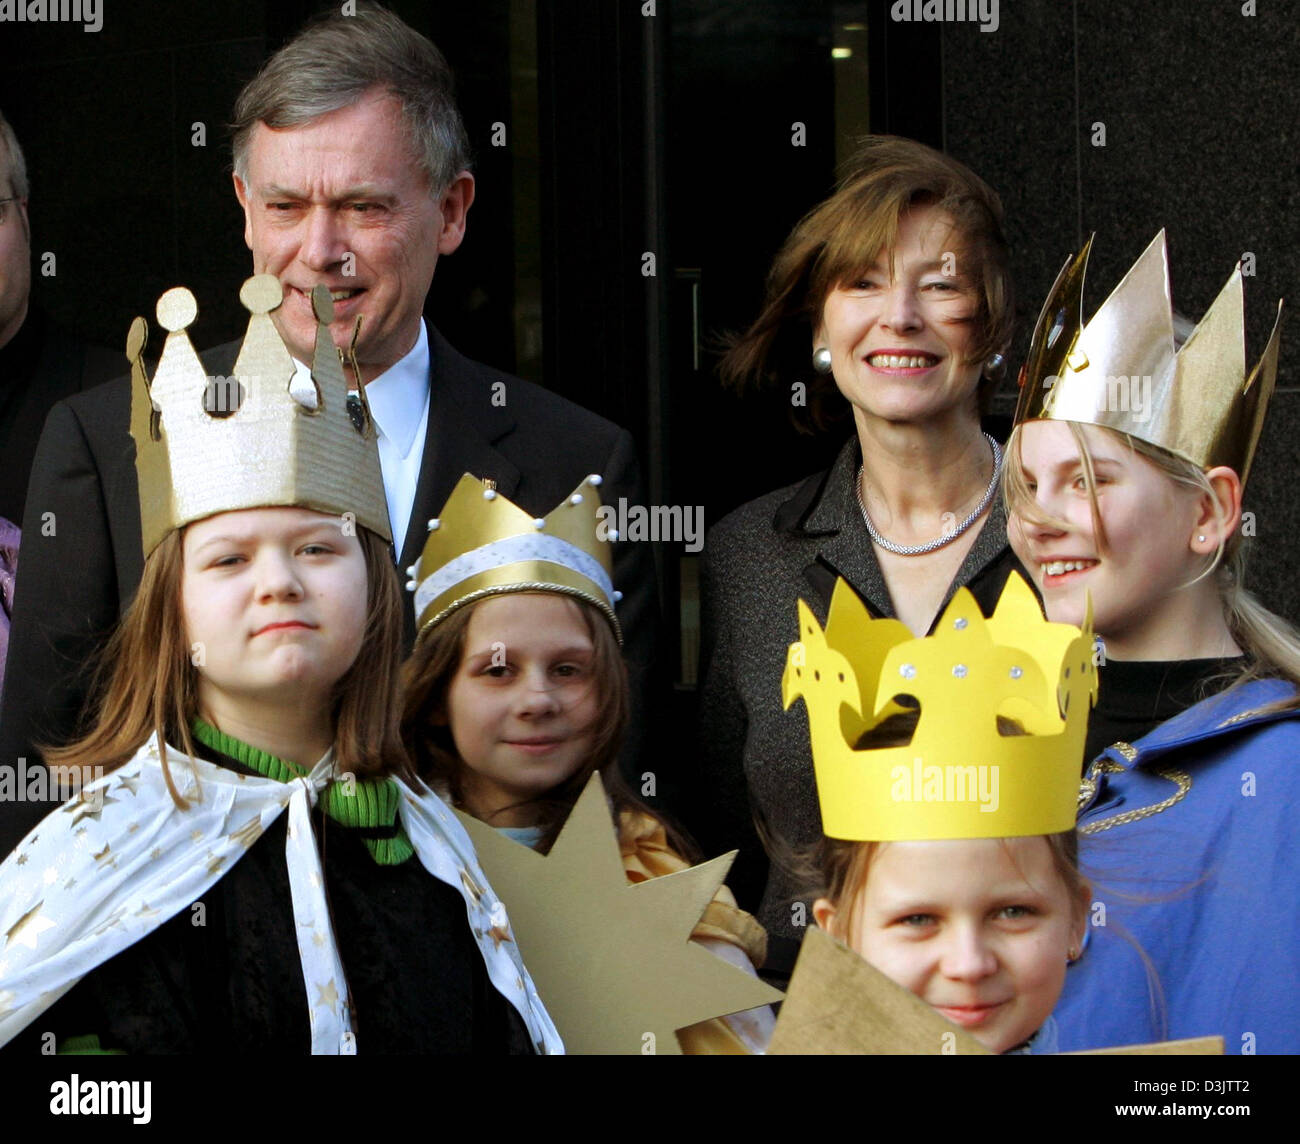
[401,591,695,858]
[719,134,1013,429]
[44,522,410,801]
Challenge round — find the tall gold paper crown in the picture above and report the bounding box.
[408,472,622,642]
[782,574,1096,841]
[128,276,391,555]
[1013,231,1284,485]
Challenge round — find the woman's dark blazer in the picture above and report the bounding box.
[694,433,1025,975]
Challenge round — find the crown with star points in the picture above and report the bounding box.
[128,276,391,555]
[409,472,622,643]
[1014,231,1284,485]
[783,573,1096,841]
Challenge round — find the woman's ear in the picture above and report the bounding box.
[1192,466,1242,555]
[812,896,838,935]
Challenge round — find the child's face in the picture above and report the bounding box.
[444,593,599,827]
[814,837,1085,1053]
[1008,420,1204,648]
[181,506,368,717]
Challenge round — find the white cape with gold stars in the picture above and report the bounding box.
[0,734,563,1054]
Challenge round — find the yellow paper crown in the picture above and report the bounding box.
[408,472,621,642]
[128,276,391,555]
[1013,231,1284,485]
[782,573,1096,841]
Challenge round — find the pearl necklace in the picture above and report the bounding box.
[855,432,1002,557]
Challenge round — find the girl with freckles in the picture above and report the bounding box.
[0,279,559,1054]
[1003,232,1300,1053]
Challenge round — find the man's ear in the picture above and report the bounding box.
[812,896,838,935]
[1192,466,1243,555]
[232,173,254,251]
[435,172,475,256]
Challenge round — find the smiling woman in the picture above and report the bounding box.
[694,136,1026,975]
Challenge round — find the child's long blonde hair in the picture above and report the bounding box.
[1003,421,1300,716]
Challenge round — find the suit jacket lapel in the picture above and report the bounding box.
[397,326,519,572]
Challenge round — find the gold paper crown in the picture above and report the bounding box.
[782,574,1096,841]
[128,276,391,556]
[409,472,622,642]
[1014,231,1284,485]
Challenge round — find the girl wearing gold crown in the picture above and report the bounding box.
[0,280,561,1054]
[696,137,1025,979]
[1004,232,1300,1053]
[401,473,775,1052]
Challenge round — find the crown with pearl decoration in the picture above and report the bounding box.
[1014,231,1284,486]
[408,473,622,643]
[783,573,1095,841]
[128,275,391,555]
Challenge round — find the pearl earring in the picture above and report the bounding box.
[1197,534,1207,543]
[812,346,833,375]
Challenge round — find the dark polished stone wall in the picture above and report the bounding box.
[941,0,1299,621]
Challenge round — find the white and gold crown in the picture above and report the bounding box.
[783,574,1096,841]
[128,276,391,555]
[1014,231,1284,485]
[408,473,622,642]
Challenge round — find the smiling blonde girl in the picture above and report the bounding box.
[1004,232,1300,1053]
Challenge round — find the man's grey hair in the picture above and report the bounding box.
[0,110,29,199]
[231,4,471,195]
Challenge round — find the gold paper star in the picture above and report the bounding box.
[767,927,990,1055]
[457,773,782,1055]
[206,851,225,875]
[14,853,26,866]
[4,902,56,951]
[149,848,162,861]
[128,822,140,834]
[64,877,77,890]
[92,843,112,866]
[190,830,204,843]
[311,932,326,948]
[486,924,513,950]
[114,773,140,796]
[135,902,159,918]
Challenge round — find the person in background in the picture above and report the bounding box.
[0,6,659,855]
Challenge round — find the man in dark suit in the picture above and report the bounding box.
[0,7,658,854]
